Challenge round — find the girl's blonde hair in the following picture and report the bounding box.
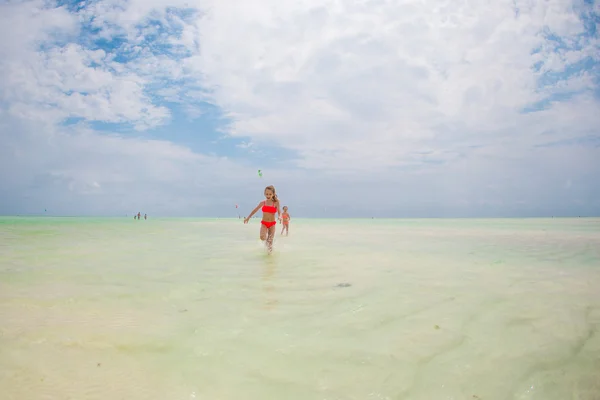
[265,185,278,203]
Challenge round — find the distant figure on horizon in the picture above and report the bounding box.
[244,185,281,254]
[279,206,290,236]
[144,214,147,220]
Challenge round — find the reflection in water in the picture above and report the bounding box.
[261,255,278,310]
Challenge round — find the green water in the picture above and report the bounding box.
[1,217,599,399]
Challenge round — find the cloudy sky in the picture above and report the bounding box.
[0,0,598,218]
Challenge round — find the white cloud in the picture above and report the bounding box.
[0,0,599,216]
[0,1,171,130]
[158,0,599,172]
[0,111,260,216]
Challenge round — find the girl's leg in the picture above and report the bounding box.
[266,225,276,252]
[259,223,267,244]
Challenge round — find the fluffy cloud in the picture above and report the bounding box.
[0,111,253,216]
[184,0,599,168]
[0,0,598,217]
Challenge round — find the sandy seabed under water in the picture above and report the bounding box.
[0,217,599,400]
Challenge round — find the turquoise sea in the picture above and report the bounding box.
[1,217,599,399]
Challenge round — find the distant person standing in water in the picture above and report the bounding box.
[279,206,290,236]
[244,185,281,254]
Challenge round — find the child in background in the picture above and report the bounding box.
[279,206,290,236]
[244,185,281,254]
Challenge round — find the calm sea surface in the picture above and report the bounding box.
[1,217,599,400]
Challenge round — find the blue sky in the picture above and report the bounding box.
[0,0,599,217]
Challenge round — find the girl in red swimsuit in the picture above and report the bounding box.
[279,206,290,236]
[243,185,281,253]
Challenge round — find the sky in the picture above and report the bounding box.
[0,0,599,218]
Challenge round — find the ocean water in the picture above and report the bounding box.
[1,217,599,400]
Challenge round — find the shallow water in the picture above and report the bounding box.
[1,217,599,400]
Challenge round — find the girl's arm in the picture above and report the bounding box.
[277,202,282,220]
[245,203,262,220]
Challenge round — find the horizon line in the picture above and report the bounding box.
[1,215,598,219]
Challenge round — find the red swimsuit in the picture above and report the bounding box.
[261,201,277,228]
